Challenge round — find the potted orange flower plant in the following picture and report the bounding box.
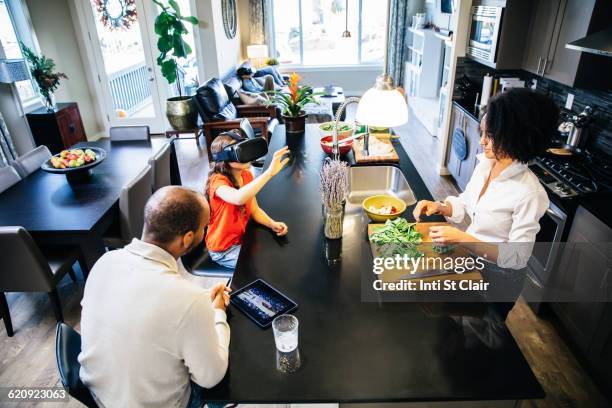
[267,73,318,134]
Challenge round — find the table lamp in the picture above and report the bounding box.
[0,59,30,84]
[246,44,269,68]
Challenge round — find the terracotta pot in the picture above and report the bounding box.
[282,112,307,134]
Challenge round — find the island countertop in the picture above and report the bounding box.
[205,125,543,404]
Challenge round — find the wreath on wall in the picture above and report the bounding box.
[94,0,138,31]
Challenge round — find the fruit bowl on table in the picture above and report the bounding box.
[320,135,354,156]
[318,121,355,139]
[41,147,106,182]
[362,194,407,222]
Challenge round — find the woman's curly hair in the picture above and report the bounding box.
[482,88,559,163]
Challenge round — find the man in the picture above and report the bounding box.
[79,186,231,408]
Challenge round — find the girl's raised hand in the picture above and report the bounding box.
[265,146,290,176]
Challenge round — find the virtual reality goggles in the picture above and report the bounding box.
[211,130,268,163]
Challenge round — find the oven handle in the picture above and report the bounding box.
[546,203,567,223]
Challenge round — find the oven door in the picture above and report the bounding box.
[529,202,567,283]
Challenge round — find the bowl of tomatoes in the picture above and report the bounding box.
[41,147,106,182]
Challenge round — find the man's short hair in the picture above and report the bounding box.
[143,186,208,243]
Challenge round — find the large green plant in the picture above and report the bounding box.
[152,0,198,98]
[20,43,67,104]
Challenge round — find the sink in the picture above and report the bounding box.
[346,165,417,213]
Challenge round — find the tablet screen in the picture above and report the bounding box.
[230,279,297,328]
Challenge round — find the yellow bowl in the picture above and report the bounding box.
[362,195,407,222]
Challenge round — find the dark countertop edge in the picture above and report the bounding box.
[453,100,480,123]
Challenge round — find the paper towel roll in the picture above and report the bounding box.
[480,74,493,107]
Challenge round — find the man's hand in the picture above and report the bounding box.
[265,146,290,177]
[413,200,447,221]
[210,282,232,311]
[270,221,288,236]
[428,225,467,244]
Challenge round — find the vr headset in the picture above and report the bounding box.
[211,130,268,163]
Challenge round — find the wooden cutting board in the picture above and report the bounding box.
[368,222,483,284]
[352,135,399,164]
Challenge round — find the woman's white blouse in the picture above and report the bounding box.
[445,154,549,269]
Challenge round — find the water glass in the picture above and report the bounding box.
[272,314,298,352]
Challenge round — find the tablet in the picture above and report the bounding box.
[230,279,298,328]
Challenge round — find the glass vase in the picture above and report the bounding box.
[42,92,56,112]
[323,205,344,239]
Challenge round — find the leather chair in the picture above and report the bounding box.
[110,126,150,142]
[148,139,173,192]
[0,227,81,336]
[0,166,21,193]
[103,165,153,249]
[192,77,279,161]
[12,145,52,178]
[181,242,233,280]
[55,323,98,408]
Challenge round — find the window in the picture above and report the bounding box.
[271,0,387,66]
[0,0,39,106]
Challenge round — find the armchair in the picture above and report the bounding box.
[192,78,278,161]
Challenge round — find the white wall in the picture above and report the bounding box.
[195,0,243,79]
[26,0,104,139]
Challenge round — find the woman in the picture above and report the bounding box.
[205,133,290,268]
[413,88,558,271]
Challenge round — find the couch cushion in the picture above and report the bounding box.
[193,78,238,121]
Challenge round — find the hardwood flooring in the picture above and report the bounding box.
[0,111,608,407]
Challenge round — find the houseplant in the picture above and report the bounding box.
[267,72,318,134]
[20,44,68,112]
[152,0,199,130]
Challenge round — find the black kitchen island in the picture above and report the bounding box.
[205,125,543,404]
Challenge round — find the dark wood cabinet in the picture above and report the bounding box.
[26,103,87,154]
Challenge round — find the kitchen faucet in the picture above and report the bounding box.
[332,96,367,160]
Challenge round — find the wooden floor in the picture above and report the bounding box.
[0,111,609,407]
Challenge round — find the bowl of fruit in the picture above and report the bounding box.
[41,147,106,182]
[362,194,407,222]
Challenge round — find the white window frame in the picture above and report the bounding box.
[0,0,43,112]
[269,0,385,69]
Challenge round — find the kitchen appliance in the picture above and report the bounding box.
[566,106,594,149]
[566,27,612,58]
[525,151,612,312]
[467,6,504,65]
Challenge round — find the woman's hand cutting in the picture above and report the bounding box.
[428,225,468,244]
[413,200,451,221]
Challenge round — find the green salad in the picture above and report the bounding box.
[320,123,352,132]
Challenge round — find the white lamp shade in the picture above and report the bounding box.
[355,87,408,128]
[247,44,268,59]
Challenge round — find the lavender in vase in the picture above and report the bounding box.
[320,159,349,239]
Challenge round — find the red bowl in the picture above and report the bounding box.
[320,135,353,156]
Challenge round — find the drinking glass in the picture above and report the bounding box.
[272,314,298,352]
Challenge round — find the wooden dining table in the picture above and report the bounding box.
[0,138,178,271]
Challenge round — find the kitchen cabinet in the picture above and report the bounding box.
[26,103,87,154]
[446,104,481,191]
[551,206,612,393]
[522,0,612,89]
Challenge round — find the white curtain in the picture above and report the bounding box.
[0,111,18,167]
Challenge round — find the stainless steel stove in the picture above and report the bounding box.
[529,153,612,199]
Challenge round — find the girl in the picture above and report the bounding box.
[205,133,290,268]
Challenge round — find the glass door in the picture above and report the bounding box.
[85,0,165,132]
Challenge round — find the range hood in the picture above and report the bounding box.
[566,27,612,57]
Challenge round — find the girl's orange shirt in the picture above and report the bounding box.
[205,170,254,252]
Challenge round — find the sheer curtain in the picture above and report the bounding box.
[0,111,18,167]
[248,0,270,48]
[386,0,419,88]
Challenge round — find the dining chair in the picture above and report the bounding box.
[103,165,153,249]
[12,145,51,178]
[148,140,172,192]
[55,323,99,407]
[0,166,21,194]
[109,126,150,142]
[0,226,82,337]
